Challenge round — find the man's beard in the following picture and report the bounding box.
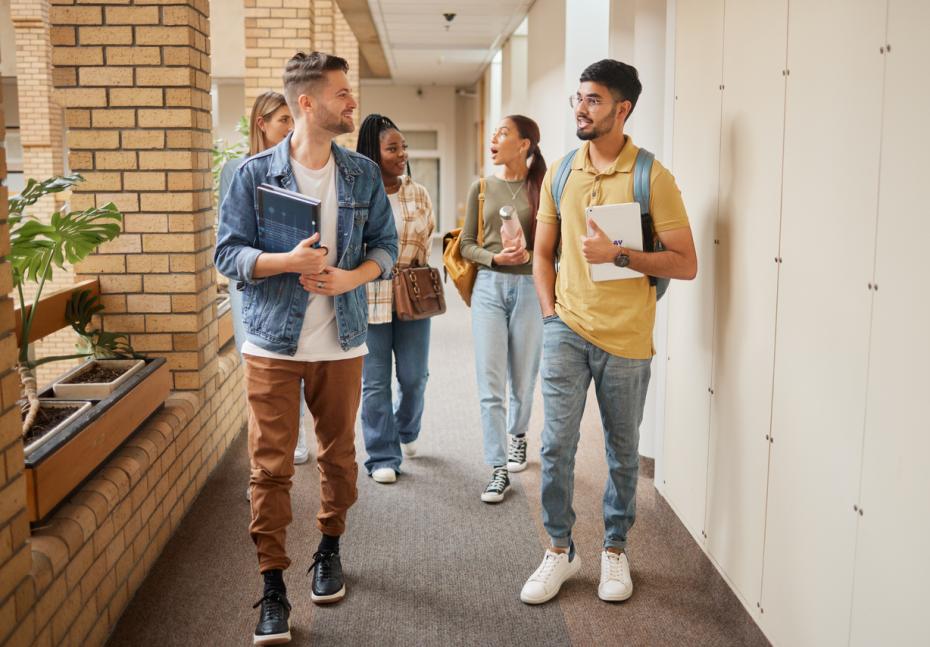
[576,110,615,140]
[315,106,354,135]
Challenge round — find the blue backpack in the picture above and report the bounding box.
[551,147,669,300]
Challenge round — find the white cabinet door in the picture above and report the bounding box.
[762,2,887,645]
[705,0,788,618]
[850,2,930,645]
[662,0,724,539]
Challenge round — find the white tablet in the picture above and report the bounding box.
[584,202,645,282]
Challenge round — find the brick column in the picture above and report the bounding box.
[51,1,217,394]
[313,0,334,52]
[11,0,78,385]
[333,2,359,149]
[10,0,66,208]
[244,0,313,114]
[0,78,37,647]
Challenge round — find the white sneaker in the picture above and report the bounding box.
[371,467,397,484]
[401,440,417,457]
[598,550,633,602]
[245,485,251,502]
[520,549,581,604]
[293,425,310,465]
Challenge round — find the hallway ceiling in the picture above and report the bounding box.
[365,0,533,86]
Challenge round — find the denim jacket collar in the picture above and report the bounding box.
[267,131,364,181]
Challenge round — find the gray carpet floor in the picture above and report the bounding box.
[107,260,769,647]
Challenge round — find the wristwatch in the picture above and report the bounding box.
[613,251,631,268]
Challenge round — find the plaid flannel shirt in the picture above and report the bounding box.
[367,176,435,323]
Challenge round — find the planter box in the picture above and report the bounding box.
[51,358,145,400]
[24,358,169,523]
[23,401,93,457]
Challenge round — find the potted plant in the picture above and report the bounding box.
[9,174,132,453]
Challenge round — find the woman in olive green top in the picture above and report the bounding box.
[461,115,547,503]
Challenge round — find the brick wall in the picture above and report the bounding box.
[244,0,313,114]
[332,2,359,149]
[11,0,81,387]
[0,2,249,645]
[0,76,39,647]
[50,0,218,394]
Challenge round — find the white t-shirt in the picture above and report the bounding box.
[242,154,367,362]
[387,190,403,233]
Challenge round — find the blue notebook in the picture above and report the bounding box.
[256,183,321,254]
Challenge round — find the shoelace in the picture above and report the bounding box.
[252,591,291,621]
[604,553,626,581]
[486,469,508,492]
[508,438,526,461]
[530,552,561,583]
[309,550,338,578]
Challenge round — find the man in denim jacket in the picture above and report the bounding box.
[215,52,396,645]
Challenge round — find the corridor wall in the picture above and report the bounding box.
[660,1,930,645]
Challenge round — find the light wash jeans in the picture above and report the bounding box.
[471,271,542,467]
[230,287,310,455]
[360,316,431,474]
[539,316,651,551]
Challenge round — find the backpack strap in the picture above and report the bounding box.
[633,147,671,299]
[552,149,578,219]
[633,148,654,217]
[477,178,486,245]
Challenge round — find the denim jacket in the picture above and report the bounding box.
[214,132,398,355]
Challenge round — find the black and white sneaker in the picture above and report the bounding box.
[309,550,346,604]
[507,436,528,472]
[481,467,510,503]
[252,590,291,645]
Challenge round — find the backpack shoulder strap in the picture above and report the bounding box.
[552,148,578,219]
[477,177,486,245]
[633,147,655,215]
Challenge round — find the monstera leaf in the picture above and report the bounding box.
[66,290,138,360]
[10,202,122,284]
[8,174,84,221]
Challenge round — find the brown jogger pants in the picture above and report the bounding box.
[244,353,363,572]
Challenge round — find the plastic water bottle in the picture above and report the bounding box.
[499,206,526,250]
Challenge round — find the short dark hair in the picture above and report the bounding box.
[579,59,642,118]
[283,51,349,109]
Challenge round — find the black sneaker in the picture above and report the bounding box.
[309,550,346,604]
[252,590,291,645]
[507,436,528,472]
[481,467,510,503]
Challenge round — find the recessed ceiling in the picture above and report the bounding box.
[367,0,533,85]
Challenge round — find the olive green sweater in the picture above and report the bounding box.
[460,176,535,275]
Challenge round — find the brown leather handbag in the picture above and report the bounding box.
[393,263,447,321]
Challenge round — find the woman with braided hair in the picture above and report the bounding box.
[356,113,436,484]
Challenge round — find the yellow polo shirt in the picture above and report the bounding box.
[537,137,689,359]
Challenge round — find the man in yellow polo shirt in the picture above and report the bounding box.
[521,59,697,606]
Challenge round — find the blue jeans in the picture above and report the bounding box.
[361,316,431,474]
[471,271,542,466]
[539,316,651,551]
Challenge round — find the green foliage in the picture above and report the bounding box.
[9,174,127,365]
[66,290,138,360]
[211,115,250,200]
[11,203,122,285]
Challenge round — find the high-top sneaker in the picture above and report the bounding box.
[480,467,510,503]
[507,435,528,472]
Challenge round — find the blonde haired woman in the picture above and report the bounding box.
[217,92,311,492]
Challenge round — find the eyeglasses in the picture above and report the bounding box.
[569,94,607,110]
